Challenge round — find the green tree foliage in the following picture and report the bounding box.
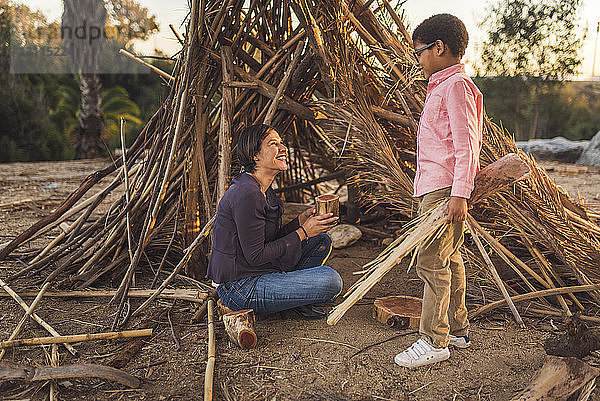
[478,0,586,140]
[102,86,142,139]
[0,3,73,162]
[105,0,159,42]
[476,78,600,141]
[480,0,584,79]
[53,77,144,148]
[0,1,171,162]
[562,84,600,140]
[100,54,172,137]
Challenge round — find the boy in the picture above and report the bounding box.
[394,14,483,368]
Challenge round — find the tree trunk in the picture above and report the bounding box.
[529,86,539,140]
[61,0,107,159]
[514,88,522,140]
[74,73,105,159]
[529,105,539,140]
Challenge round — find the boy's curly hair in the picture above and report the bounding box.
[412,14,469,58]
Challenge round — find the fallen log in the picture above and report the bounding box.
[223,309,258,349]
[511,356,599,401]
[0,363,140,388]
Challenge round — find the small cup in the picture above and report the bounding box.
[315,194,340,219]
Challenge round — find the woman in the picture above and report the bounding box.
[207,124,343,318]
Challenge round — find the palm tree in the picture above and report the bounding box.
[61,0,107,158]
[54,80,142,149]
[101,86,142,142]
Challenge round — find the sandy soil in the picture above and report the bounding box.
[0,159,599,401]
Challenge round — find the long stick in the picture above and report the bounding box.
[263,40,305,125]
[121,117,134,265]
[513,223,575,314]
[204,298,216,401]
[0,279,77,356]
[49,344,58,401]
[169,23,184,45]
[466,215,524,326]
[0,289,208,303]
[467,217,551,289]
[30,214,86,264]
[0,282,51,360]
[471,283,600,318]
[112,89,189,328]
[218,46,235,203]
[26,162,142,262]
[119,49,175,81]
[0,329,153,349]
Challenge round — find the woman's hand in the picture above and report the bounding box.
[298,207,315,226]
[301,213,338,238]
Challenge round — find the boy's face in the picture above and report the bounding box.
[413,40,458,79]
[413,40,438,79]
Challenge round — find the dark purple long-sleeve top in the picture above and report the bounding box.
[207,173,302,283]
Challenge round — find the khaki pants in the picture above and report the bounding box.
[416,187,469,348]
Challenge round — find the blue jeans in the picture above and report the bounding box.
[216,234,343,314]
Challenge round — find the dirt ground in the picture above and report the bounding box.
[0,159,599,401]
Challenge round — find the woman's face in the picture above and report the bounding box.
[254,130,288,172]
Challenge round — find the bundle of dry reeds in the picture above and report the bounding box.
[0,0,599,329]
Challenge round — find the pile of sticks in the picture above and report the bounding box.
[1,0,600,339]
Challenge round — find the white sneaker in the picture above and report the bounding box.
[394,338,450,368]
[449,334,471,349]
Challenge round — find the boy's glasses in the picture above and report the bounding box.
[412,41,436,58]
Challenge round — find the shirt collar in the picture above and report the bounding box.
[427,63,465,92]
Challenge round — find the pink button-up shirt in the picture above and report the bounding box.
[414,63,484,199]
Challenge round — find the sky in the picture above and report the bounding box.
[20,0,600,80]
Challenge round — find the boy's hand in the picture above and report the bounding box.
[298,207,315,226]
[447,196,468,223]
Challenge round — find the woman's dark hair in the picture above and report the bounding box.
[237,124,273,173]
[412,14,469,58]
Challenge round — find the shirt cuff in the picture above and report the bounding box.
[289,216,300,231]
[450,181,474,199]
